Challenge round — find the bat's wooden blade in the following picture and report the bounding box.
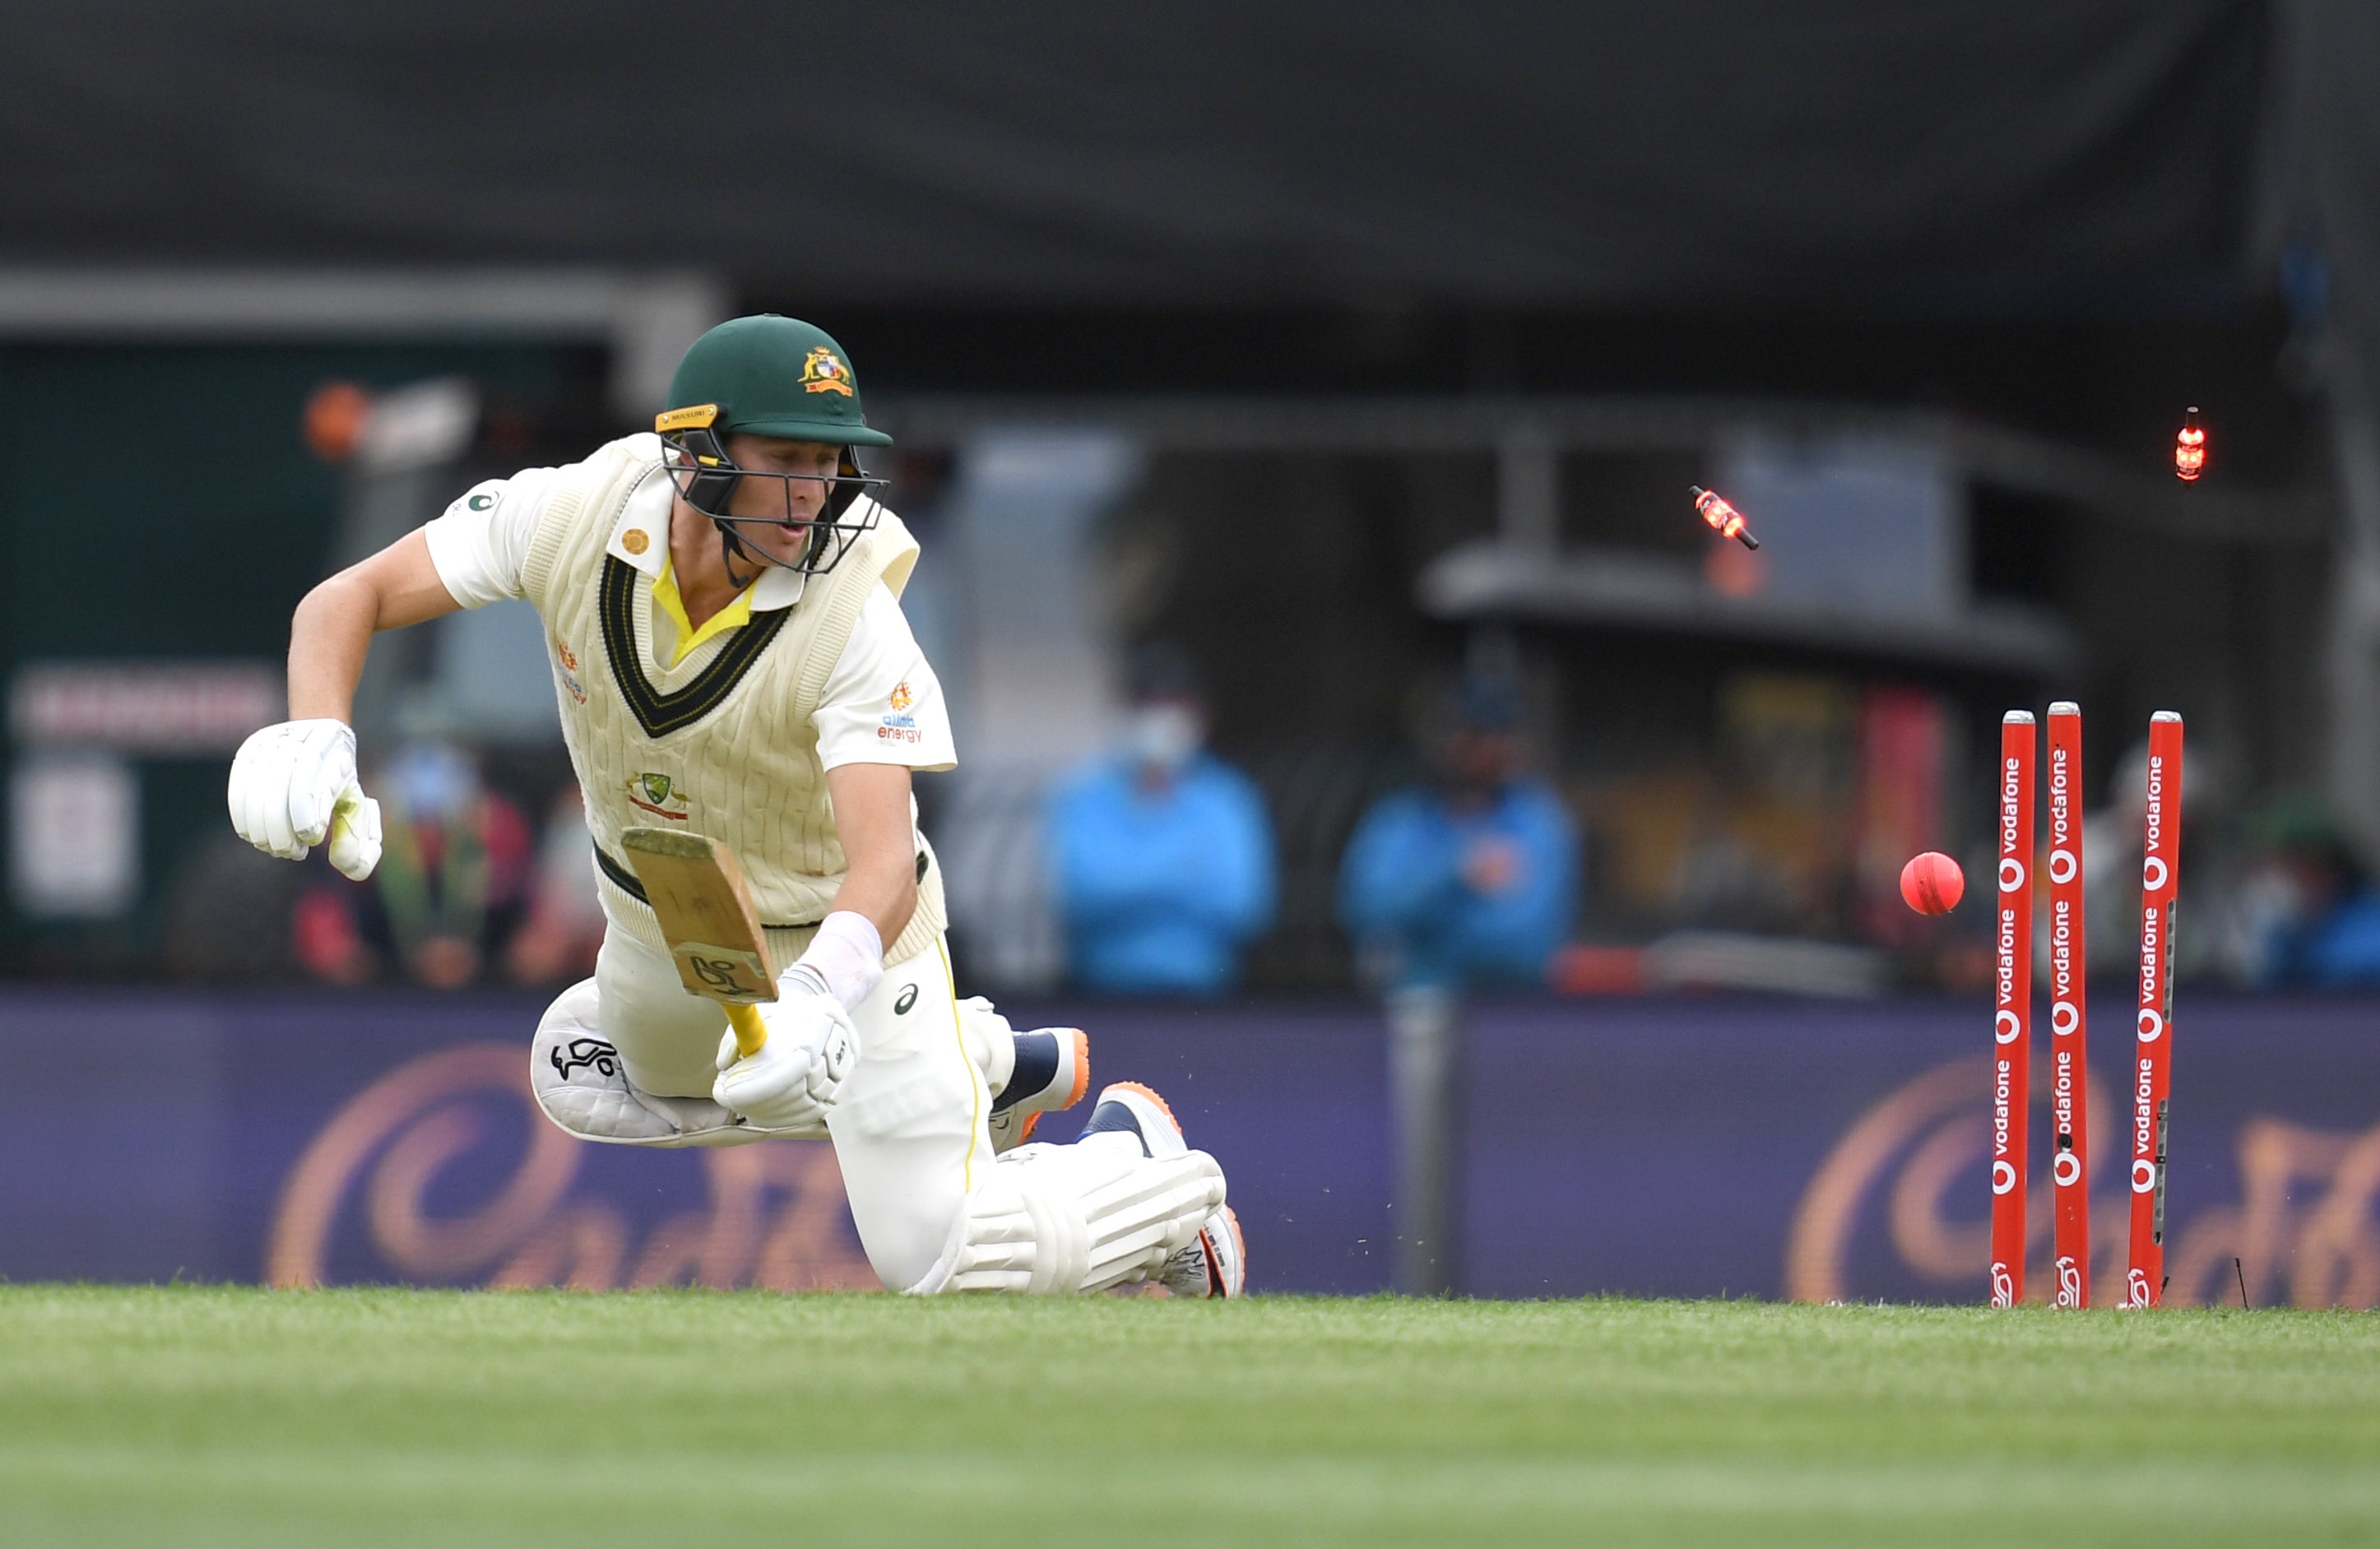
[620,827,778,1006]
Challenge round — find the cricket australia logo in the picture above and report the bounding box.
[801,346,856,397]
[626,772,689,821]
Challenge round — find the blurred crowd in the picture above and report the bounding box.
[295,743,615,990]
[163,738,607,992]
[2087,763,2380,993]
[160,647,2380,999]
[1028,657,2380,999]
[1044,647,1578,1003]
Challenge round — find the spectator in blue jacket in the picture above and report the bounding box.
[1046,644,1276,995]
[1338,675,1579,995]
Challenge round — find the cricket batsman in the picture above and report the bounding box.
[229,315,1242,1297]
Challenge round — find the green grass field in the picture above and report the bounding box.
[2,1288,2376,1547]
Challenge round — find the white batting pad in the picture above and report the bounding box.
[906,1134,1226,1296]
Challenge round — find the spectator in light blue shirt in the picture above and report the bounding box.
[1046,644,1276,995]
[1338,675,1578,995]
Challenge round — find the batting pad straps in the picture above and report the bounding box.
[792,910,883,1012]
[905,1137,1226,1296]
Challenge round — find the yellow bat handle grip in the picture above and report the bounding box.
[726,1002,768,1060]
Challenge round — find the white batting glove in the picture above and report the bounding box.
[226,718,384,879]
[712,976,861,1131]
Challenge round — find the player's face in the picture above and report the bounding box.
[722,434,843,564]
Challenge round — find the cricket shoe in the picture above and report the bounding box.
[1079,1082,1246,1297]
[985,1022,1091,1155]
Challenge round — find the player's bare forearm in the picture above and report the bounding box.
[822,762,921,949]
[287,530,463,721]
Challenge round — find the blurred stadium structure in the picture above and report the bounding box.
[6,2,2380,1293]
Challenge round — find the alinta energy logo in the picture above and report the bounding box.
[551,636,587,705]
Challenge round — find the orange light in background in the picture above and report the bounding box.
[2174,406,2206,482]
[304,380,373,463]
[1704,538,1768,597]
[1547,944,1647,996]
[1689,485,1761,550]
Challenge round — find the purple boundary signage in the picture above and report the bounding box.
[0,990,2374,1304]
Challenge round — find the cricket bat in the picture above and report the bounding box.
[620,827,774,1059]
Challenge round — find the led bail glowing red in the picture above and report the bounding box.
[1689,485,1760,550]
[2174,408,2206,482]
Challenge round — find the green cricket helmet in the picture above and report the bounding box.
[653,315,893,581]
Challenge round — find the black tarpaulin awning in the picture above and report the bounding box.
[0,1,2268,310]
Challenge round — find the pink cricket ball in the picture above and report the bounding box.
[1900,851,1965,916]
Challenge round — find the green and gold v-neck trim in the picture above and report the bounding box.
[598,555,791,737]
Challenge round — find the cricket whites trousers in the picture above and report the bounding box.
[581,897,995,1292]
